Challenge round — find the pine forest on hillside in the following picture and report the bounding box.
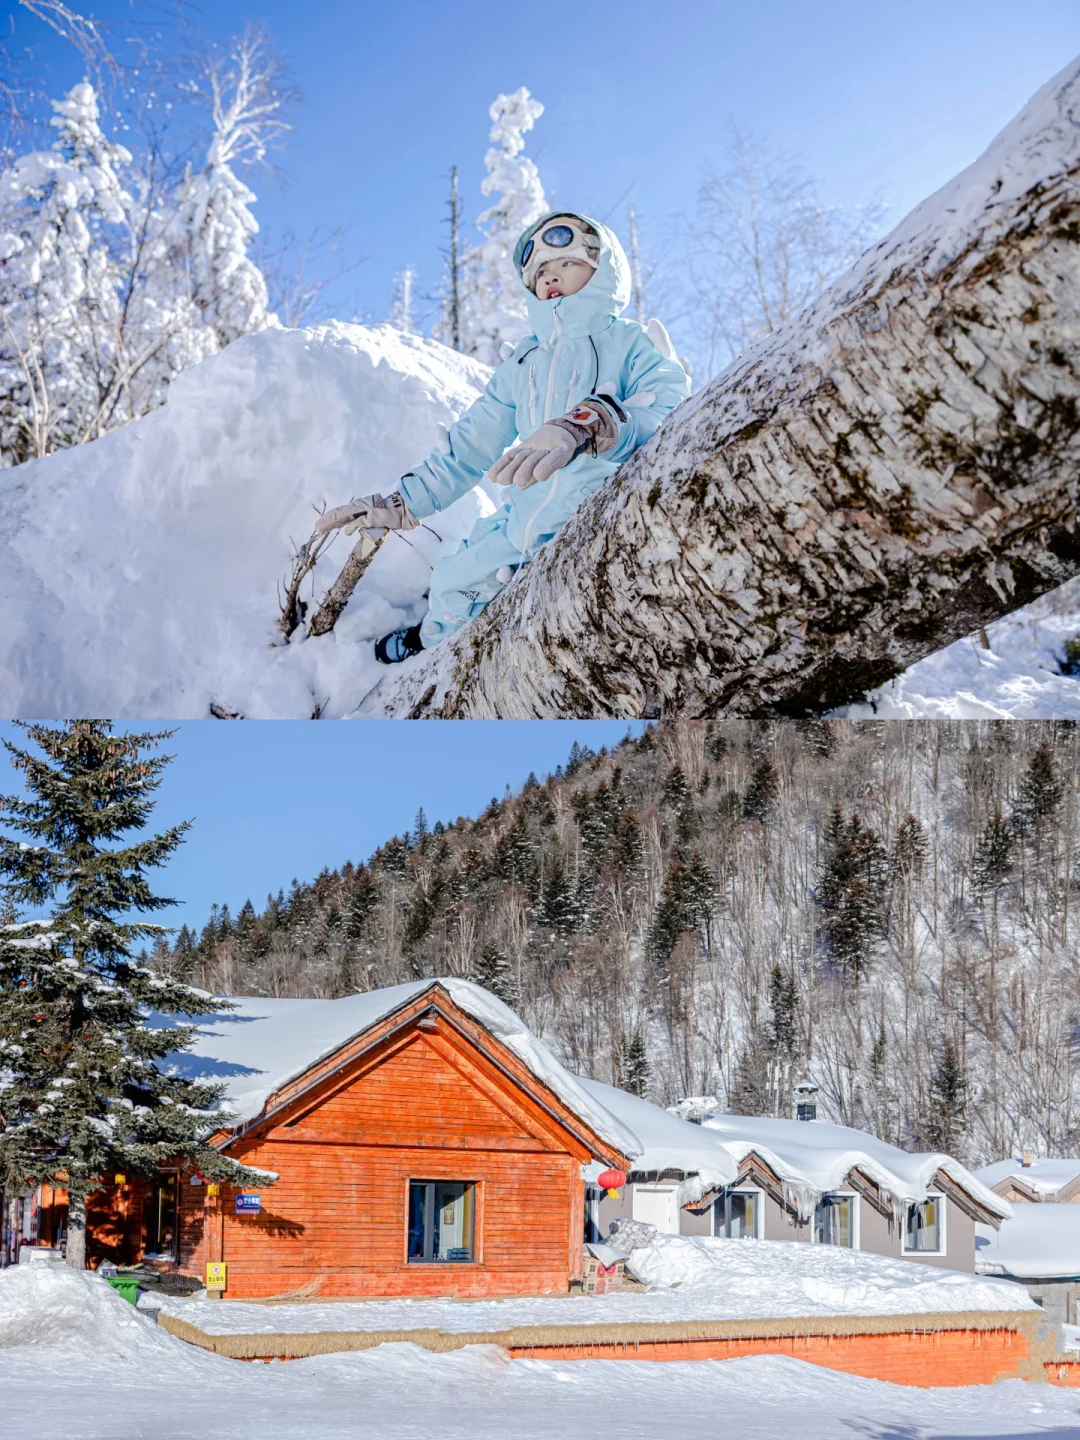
[152,719,1080,1169]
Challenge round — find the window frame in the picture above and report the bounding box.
[406,1179,478,1265]
[812,1191,860,1250]
[902,1193,947,1256]
[712,1186,764,1240]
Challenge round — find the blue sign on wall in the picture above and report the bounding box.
[235,1193,262,1215]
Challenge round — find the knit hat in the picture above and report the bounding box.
[521,215,600,292]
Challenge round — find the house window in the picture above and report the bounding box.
[408,1181,475,1263]
[714,1189,760,1239]
[903,1196,944,1254]
[145,1172,179,1261]
[814,1194,855,1248]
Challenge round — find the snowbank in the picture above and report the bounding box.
[3,1342,1074,1440]
[158,979,642,1161]
[977,1204,1080,1279]
[153,1230,1033,1334]
[613,1229,1034,1319]
[0,1263,202,1364]
[0,323,494,718]
[0,1250,1070,1439]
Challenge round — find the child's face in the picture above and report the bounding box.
[534,257,593,301]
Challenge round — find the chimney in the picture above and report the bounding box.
[1021,1148,1036,1168]
[794,1081,819,1122]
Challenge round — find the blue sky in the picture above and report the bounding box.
[10,0,1080,333]
[0,721,640,931]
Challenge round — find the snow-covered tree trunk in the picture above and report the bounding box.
[374,58,1080,719]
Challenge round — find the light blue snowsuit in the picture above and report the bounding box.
[397,211,691,649]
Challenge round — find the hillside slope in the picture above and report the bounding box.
[154,718,1080,1167]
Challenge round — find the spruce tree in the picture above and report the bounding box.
[921,1038,968,1155]
[0,721,268,1270]
[472,942,519,1007]
[619,1030,650,1097]
[742,755,779,823]
[972,808,1014,899]
[647,853,714,966]
[1013,741,1064,840]
[815,805,889,980]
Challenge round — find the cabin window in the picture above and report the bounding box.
[814,1193,855,1248]
[713,1189,760,1239]
[144,1172,179,1261]
[903,1196,944,1254]
[408,1181,475,1263]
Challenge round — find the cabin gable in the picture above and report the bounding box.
[268,1029,561,1154]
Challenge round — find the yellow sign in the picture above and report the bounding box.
[206,1262,227,1290]
[206,1183,220,1198]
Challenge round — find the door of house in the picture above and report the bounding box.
[632,1185,680,1234]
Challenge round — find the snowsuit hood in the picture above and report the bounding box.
[514,211,632,342]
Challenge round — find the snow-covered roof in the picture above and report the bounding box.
[973,1156,1080,1198]
[696,1114,1011,1223]
[156,980,640,1161]
[576,1078,738,1204]
[976,1205,1080,1279]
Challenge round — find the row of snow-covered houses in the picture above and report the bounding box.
[0,979,1055,1302]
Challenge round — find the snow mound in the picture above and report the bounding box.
[0,323,494,718]
[0,1263,196,1361]
[612,1226,1036,1318]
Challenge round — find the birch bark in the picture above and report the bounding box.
[371,58,1080,719]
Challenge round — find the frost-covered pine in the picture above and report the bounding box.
[165,116,272,351]
[0,81,132,464]
[459,88,547,365]
[390,264,416,334]
[0,721,271,1271]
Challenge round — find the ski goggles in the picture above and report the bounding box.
[520,219,599,286]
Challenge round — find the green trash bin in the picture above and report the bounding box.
[104,1274,141,1306]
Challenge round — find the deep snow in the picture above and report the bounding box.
[1,1265,1075,1440]
[151,1230,1034,1337]
[1,315,1079,719]
[0,322,496,718]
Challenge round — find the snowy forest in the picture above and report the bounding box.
[151,719,1080,1169]
[0,3,882,469]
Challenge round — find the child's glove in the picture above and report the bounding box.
[489,398,621,490]
[313,491,419,538]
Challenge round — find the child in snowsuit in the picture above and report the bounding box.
[314,212,690,662]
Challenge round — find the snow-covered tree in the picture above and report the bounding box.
[459,88,547,365]
[389,264,416,334]
[164,25,286,350]
[0,721,270,1270]
[0,28,291,467]
[0,80,132,464]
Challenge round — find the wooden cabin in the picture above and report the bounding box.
[68,980,637,1300]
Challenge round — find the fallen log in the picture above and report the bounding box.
[370,56,1080,718]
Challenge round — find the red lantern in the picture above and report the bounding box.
[597,1168,627,1196]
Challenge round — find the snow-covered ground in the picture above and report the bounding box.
[2,1266,1076,1440]
[1,317,1078,720]
[150,1231,1034,1338]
